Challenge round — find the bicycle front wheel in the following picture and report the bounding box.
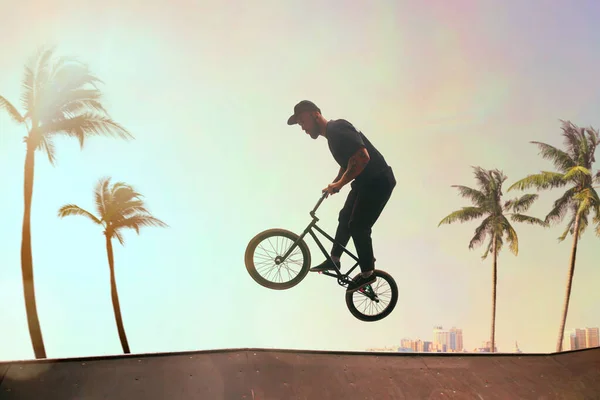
[244,228,311,290]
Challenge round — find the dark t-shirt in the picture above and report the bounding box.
[326,119,389,187]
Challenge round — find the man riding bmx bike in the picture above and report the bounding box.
[287,100,397,293]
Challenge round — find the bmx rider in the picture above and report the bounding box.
[287,100,396,293]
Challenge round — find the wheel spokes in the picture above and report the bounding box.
[253,236,305,283]
[351,277,393,316]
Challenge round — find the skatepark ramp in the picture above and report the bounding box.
[0,347,598,399]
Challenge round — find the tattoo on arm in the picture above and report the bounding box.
[334,167,345,183]
[341,147,370,183]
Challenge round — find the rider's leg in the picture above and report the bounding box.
[346,168,396,292]
[331,188,358,258]
[309,188,357,272]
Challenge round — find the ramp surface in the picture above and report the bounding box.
[1,347,598,399]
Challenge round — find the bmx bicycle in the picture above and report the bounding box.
[244,190,398,322]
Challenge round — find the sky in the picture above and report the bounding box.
[1,0,599,361]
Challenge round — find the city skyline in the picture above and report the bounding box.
[368,325,600,353]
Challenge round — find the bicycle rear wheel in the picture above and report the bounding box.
[244,228,311,290]
[345,269,398,322]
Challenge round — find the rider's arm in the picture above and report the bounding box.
[337,147,370,187]
[333,167,345,183]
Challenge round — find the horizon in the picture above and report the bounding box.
[1,0,600,362]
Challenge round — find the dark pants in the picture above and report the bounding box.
[331,166,396,272]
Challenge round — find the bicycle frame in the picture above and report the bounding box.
[279,191,361,280]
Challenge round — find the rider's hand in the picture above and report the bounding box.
[323,182,342,197]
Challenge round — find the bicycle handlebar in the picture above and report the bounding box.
[310,190,329,216]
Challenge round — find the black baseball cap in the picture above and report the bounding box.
[287,100,321,125]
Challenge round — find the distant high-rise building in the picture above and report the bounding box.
[586,328,599,348]
[433,326,445,351]
[433,326,463,352]
[576,329,586,349]
[423,341,432,352]
[450,327,464,352]
[570,333,578,351]
[400,338,413,350]
[570,328,588,350]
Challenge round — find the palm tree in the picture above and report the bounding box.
[0,46,132,358]
[507,120,600,352]
[439,167,548,353]
[58,177,167,354]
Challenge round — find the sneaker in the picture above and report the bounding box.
[346,272,376,293]
[309,258,341,272]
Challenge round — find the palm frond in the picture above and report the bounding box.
[507,171,566,192]
[578,187,600,206]
[57,204,102,224]
[34,47,55,94]
[438,207,485,226]
[481,238,493,259]
[40,112,133,148]
[546,187,577,224]
[579,128,591,166]
[531,141,576,172]
[38,136,57,166]
[22,45,57,118]
[50,61,103,93]
[557,203,589,241]
[94,177,112,218]
[560,120,584,161]
[505,193,539,213]
[574,189,597,216]
[112,183,142,202]
[113,214,168,234]
[495,231,504,254]
[557,214,575,242]
[38,66,105,123]
[578,210,589,237]
[101,183,145,222]
[510,213,548,227]
[43,89,108,123]
[562,166,592,183]
[452,185,487,207]
[113,229,126,246]
[502,218,519,255]
[585,129,600,168]
[106,200,150,222]
[472,167,492,192]
[482,229,504,260]
[0,95,24,123]
[468,216,492,250]
[20,65,35,114]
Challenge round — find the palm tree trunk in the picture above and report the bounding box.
[490,234,497,353]
[105,233,131,354]
[556,213,580,352]
[20,143,47,359]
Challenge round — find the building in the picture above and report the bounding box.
[450,327,464,352]
[433,326,464,352]
[569,327,599,350]
[586,328,599,348]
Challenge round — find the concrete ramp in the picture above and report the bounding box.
[1,347,598,399]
